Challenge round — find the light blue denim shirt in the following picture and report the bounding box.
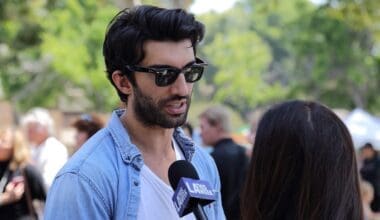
[44,109,225,220]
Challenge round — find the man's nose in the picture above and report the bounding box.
[169,73,191,96]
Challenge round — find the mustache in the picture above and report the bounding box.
[161,95,189,103]
[158,95,190,108]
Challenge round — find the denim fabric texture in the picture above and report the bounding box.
[44,109,225,220]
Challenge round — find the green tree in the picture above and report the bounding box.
[197,1,312,116]
[0,0,196,113]
[212,0,380,113]
[286,3,380,111]
[40,0,118,111]
[0,0,60,110]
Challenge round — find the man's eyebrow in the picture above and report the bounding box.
[147,60,196,69]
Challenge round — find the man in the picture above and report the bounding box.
[44,5,225,220]
[21,107,68,190]
[199,106,249,220]
[360,143,380,212]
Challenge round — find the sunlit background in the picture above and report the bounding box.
[0,0,379,149]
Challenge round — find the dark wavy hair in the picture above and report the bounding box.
[241,100,363,220]
[102,5,205,102]
[72,114,104,138]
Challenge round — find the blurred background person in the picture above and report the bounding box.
[245,118,259,160]
[21,107,68,190]
[0,127,46,219]
[180,121,194,139]
[241,100,363,220]
[199,105,249,220]
[72,113,104,152]
[360,142,380,212]
[247,119,258,146]
[361,180,380,220]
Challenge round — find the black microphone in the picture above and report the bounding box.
[168,160,216,220]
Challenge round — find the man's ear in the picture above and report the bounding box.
[111,70,133,95]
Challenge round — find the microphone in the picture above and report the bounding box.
[168,160,216,220]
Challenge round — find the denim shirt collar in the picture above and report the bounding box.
[107,109,195,169]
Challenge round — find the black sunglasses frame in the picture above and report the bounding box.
[125,57,207,87]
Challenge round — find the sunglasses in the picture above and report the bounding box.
[80,114,93,122]
[126,57,207,87]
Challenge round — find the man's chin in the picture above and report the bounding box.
[159,117,187,129]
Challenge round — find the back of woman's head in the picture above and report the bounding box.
[241,100,363,220]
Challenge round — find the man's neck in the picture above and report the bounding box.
[121,111,174,153]
[214,133,231,144]
[121,111,176,184]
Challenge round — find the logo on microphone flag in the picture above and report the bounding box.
[172,177,216,217]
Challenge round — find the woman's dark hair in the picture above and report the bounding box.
[102,5,205,102]
[72,114,104,138]
[241,100,363,220]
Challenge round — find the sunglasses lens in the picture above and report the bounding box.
[151,62,205,86]
[184,66,203,82]
[156,69,179,86]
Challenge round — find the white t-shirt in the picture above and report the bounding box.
[137,140,195,220]
[31,136,68,189]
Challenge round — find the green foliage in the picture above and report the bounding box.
[0,0,121,112]
[39,0,119,110]
[204,31,285,113]
[0,0,198,113]
[198,1,301,115]
[1,0,379,116]
[286,4,379,110]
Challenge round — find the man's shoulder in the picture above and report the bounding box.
[222,139,246,153]
[193,145,214,161]
[57,130,122,180]
[191,145,219,177]
[212,140,247,160]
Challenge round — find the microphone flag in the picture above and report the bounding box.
[172,177,216,217]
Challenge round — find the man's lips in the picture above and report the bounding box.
[165,100,187,115]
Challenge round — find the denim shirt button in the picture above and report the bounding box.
[134,180,139,186]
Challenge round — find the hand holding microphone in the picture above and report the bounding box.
[168,160,216,220]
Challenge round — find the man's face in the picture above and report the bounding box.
[0,129,13,161]
[25,122,48,146]
[130,39,196,128]
[199,117,219,146]
[361,148,375,160]
[75,130,89,150]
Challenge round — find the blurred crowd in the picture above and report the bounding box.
[1,103,379,219]
[0,107,104,219]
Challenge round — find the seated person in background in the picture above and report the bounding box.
[72,113,104,151]
[241,100,363,220]
[0,127,46,219]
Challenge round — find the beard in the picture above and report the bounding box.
[132,85,191,128]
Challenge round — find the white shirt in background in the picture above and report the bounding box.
[31,136,68,189]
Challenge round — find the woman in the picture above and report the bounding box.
[241,100,363,220]
[72,113,104,151]
[0,127,46,219]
